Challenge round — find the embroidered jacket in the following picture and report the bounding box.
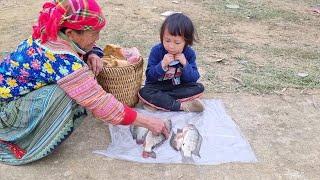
[0,37,136,125]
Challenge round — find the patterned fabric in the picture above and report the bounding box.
[57,66,136,125]
[162,64,182,81]
[0,85,87,165]
[0,36,137,165]
[32,0,106,43]
[0,35,137,123]
[0,37,85,102]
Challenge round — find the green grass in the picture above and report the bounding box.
[239,60,320,93]
[97,0,320,94]
[264,46,320,61]
[201,0,307,24]
[201,68,224,92]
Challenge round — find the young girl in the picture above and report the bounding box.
[139,13,204,112]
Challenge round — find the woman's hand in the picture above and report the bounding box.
[133,113,169,139]
[87,53,103,77]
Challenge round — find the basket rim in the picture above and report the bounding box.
[102,56,143,69]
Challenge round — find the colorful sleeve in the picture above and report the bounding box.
[180,48,200,83]
[145,45,166,82]
[57,66,137,125]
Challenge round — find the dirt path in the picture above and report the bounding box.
[0,0,319,179]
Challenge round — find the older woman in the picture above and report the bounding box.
[0,0,169,165]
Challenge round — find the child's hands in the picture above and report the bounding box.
[161,53,175,71]
[175,53,187,67]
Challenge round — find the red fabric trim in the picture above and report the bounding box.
[177,93,203,102]
[0,140,26,159]
[120,105,137,125]
[137,92,203,111]
[138,92,169,111]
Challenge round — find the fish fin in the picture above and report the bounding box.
[136,130,148,145]
[142,131,148,140]
[130,126,136,140]
[165,119,172,132]
[177,128,182,133]
[193,134,202,158]
[132,134,137,140]
[181,150,194,164]
[170,132,178,150]
[136,139,144,145]
[142,151,156,159]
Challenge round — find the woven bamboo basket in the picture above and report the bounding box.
[97,57,144,107]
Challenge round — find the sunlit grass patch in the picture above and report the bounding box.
[263,46,320,62]
[202,69,217,92]
[239,62,320,93]
[201,0,306,23]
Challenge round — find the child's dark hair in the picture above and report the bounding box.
[160,13,198,46]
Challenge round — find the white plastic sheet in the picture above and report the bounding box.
[94,99,257,165]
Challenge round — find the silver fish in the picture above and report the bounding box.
[142,119,172,158]
[170,124,202,162]
[130,125,148,145]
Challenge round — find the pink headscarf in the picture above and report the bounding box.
[32,0,106,43]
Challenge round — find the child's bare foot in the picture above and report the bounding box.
[181,99,204,112]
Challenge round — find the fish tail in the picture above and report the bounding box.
[136,139,144,145]
[142,151,156,159]
[181,150,195,164]
[181,155,195,164]
[193,134,202,158]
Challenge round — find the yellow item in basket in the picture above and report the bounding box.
[102,44,141,67]
[102,56,117,67]
[116,59,130,67]
[103,44,124,59]
[102,55,130,67]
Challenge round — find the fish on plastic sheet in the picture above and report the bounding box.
[130,125,148,145]
[142,119,172,158]
[170,124,202,163]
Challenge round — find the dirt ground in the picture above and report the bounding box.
[0,0,320,179]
